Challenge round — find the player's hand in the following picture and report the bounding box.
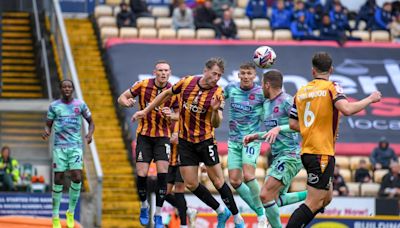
[243,133,259,146]
[85,134,93,144]
[162,107,172,119]
[170,132,178,145]
[210,95,222,111]
[263,126,280,144]
[368,91,381,103]
[131,110,146,122]
[42,128,51,140]
[123,98,136,108]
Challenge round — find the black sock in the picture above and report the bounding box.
[165,193,177,207]
[136,175,147,202]
[156,173,167,207]
[286,203,315,228]
[192,184,220,210]
[175,193,187,225]
[217,183,239,215]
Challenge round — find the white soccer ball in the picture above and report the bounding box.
[253,46,276,69]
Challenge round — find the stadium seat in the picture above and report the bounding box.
[351,30,370,41]
[234,18,251,29]
[255,30,273,40]
[221,155,228,169]
[136,17,155,28]
[177,28,195,39]
[251,19,270,30]
[119,27,138,38]
[237,0,249,8]
[340,168,352,182]
[156,17,173,29]
[237,29,253,40]
[223,167,229,178]
[158,28,176,39]
[97,16,117,28]
[233,8,245,18]
[349,20,356,29]
[139,28,157,39]
[113,6,121,16]
[361,183,380,196]
[294,168,307,182]
[374,169,389,183]
[106,0,123,6]
[358,21,367,30]
[336,156,350,169]
[196,28,216,39]
[371,31,390,42]
[256,156,268,169]
[100,27,119,43]
[347,182,361,196]
[350,156,371,170]
[151,6,170,17]
[290,180,307,192]
[273,29,292,41]
[255,167,266,180]
[94,5,113,18]
[313,30,320,36]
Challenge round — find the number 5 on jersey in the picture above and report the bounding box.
[208,145,216,161]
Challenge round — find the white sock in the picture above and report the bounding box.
[155,206,162,215]
[180,225,188,228]
[233,213,243,224]
[216,205,225,214]
[258,215,266,221]
[141,200,148,208]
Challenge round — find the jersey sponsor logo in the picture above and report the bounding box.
[137,151,143,161]
[264,119,278,127]
[274,106,279,113]
[230,103,252,111]
[183,101,207,113]
[74,107,80,114]
[308,173,319,184]
[249,94,255,100]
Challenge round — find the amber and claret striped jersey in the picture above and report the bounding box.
[169,121,179,166]
[290,78,347,156]
[130,78,179,137]
[172,76,224,143]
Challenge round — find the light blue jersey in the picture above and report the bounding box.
[47,99,91,149]
[224,82,265,142]
[263,92,300,157]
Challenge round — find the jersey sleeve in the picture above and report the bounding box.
[216,87,225,111]
[172,76,189,95]
[47,104,56,120]
[171,95,179,110]
[81,102,92,119]
[289,96,298,120]
[129,80,142,97]
[329,82,347,104]
[223,84,231,99]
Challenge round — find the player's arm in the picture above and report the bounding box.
[289,97,300,132]
[211,95,224,128]
[289,119,300,132]
[118,89,137,108]
[84,115,95,144]
[132,88,174,122]
[334,91,381,116]
[161,107,179,121]
[42,119,53,140]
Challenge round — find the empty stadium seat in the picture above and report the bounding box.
[234,18,251,29]
[290,180,307,192]
[237,29,253,40]
[139,28,157,38]
[255,168,266,180]
[156,17,173,28]
[254,30,273,40]
[294,169,307,182]
[274,29,292,41]
[256,156,267,169]
[349,20,356,29]
[177,28,195,39]
[158,28,176,39]
[351,30,370,41]
[113,6,121,16]
[196,28,216,39]
[233,8,245,18]
[100,27,119,43]
[336,156,350,169]
[313,30,320,36]
[358,21,367,30]
[347,182,361,196]
[94,5,113,18]
[371,31,390,42]
[97,16,117,28]
[106,0,123,6]
[136,17,155,28]
[220,155,228,169]
[237,0,249,8]
[119,27,138,38]
[374,169,389,183]
[350,156,371,170]
[251,19,270,30]
[151,6,170,17]
[340,168,352,182]
[361,183,380,196]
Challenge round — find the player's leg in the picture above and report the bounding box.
[153,137,170,227]
[165,166,177,207]
[52,148,67,228]
[286,155,335,228]
[260,176,284,228]
[174,181,188,227]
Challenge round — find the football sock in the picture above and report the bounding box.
[286,203,315,228]
[155,173,167,215]
[192,184,220,210]
[217,183,239,215]
[277,190,307,207]
[235,182,258,213]
[165,193,177,207]
[264,200,282,228]
[52,184,63,218]
[175,193,187,225]
[136,175,147,203]
[246,179,264,216]
[68,181,81,213]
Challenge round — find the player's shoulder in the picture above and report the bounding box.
[49,99,62,107]
[224,81,239,91]
[73,99,87,106]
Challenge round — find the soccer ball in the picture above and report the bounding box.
[253,46,276,69]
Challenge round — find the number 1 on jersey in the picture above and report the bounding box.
[304,101,315,127]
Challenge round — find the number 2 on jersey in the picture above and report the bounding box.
[304,101,315,127]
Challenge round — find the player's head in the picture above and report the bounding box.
[203,57,224,88]
[60,79,74,99]
[238,62,256,89]
[1,146,10,159]
[262,70,283,98]
[312,52,333,78]
[153,60,171,85]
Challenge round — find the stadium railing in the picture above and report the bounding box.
[47,0,104,226]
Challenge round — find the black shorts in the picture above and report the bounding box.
[135,134,170,163]
[167,165,184,184]
[301,154,335,190]
[178,138,219,166]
